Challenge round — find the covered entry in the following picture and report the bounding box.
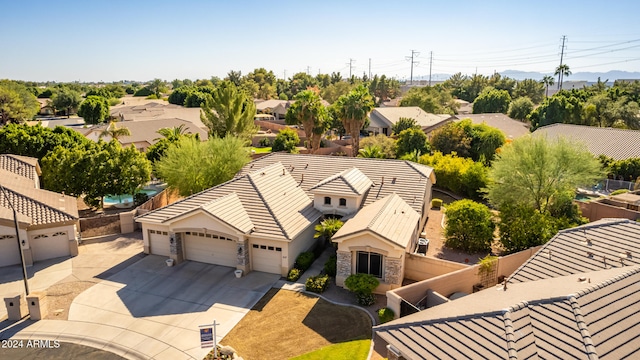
[184,231,237,267]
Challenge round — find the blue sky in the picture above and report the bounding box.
[1,0,639,82]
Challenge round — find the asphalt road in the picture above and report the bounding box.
[0,341,125,360]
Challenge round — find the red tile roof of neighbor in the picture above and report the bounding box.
[375,219,640,360]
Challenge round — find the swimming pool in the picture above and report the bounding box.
[103,188,159,205]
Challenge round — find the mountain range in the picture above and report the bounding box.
[417,70,640,83]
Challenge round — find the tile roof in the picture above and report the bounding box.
[237,153,435,216]
[83,118,209,146]
[136,162,322,240]
[454,113,531,139]
[0,169,78,226]
[369,107,454,131]
[332,193,420,248]
[164,193,254,234]
[508,219,640,284]
[376,265,640,360]
[533,124,640,160]
[0,154,41,185]
[109,102,208,129]
[309,167,372,196]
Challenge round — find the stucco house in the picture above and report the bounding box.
[0,154,79,267]
[367,107,454,137]
[136,153,436,284]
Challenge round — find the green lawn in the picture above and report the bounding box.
[290,339,371,360]
[250,146,272,154]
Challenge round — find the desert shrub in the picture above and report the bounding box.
[146,94,159,99]
[258,137,271,147]
[431,198,443,208]
[133,87,153,97]
[295,251,315,271]
[345,273,379,305]
[272,128,299,153]
[108,98,121,106]
[378,308,395,324]
[324,254,337,277]
[444,199,495,253]
[287,268,302,282]
[305,274,330,293]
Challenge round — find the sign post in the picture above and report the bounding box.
[199,320,220,357]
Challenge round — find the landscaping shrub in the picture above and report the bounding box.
[378,308,395,324]
[345,273,379,306]
[295,251,315,271]
[610,189,629,196]
[287,268,302,282]
[272,128,300,153]
[444,199,495,253]
[258,137,271,147]
[146,94,160,99]
[305,274,330,293]
[324,254,337,277]
[431,198,443,208]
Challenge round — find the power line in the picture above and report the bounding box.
[347,58,356,78]
[405,50,419,85]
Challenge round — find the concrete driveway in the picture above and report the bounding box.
[68,256,280,359]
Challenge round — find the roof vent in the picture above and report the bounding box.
[305,163,308,169]
[587,251,594,258]
[282,169,285,176]
[381,176,384,184]
[625,250,632,259]
[578,276,587,283]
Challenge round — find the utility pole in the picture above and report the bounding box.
[306,66,311,75]
[558,35,567,90]
[368,58,372,79]
[283,70,287,80]
[406,50,419,85]
[428,51,433,86]
[347,58,355,79]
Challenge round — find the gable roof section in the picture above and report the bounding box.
[508,219,640,284]
[332,193,420,248]
[0,154,41,185]
[237,153,435,216]
[136,162,321,240]
[454,113,530,139]
[163,193,254,234]
[376,265,640,360]
[309,167,372,196]
[0,169,78,226]
[533,124,640,160]
[369,107,453,130]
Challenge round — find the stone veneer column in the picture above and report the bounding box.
[384,257,402,287]
[236,238,250,273]
[336,250,352,287]
[169,232,184,264]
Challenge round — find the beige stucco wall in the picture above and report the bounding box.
[313,193,361,216]
[285,222,318,274]
[577,199,640,222]
[404,254,469,281]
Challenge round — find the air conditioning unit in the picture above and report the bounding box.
[417,238,430,254]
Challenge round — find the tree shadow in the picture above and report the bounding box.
[300,295,372,344]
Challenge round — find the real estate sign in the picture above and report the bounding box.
[200,327,213,348]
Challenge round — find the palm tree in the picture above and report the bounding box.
[554,64,571,90]
[542,75,555,97]
[99,121,131,140]
[358,145,385,158]
[285,90,330,154]
[314,218,344,246]
[334,85,375,156]
[155,124,188,142]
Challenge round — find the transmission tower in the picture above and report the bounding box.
[406,50,420,85]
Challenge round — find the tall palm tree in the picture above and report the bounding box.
[542,75,555,97]
[99,121,131,140]
[554,64,571,90]
[334,85,375,156]
[285,90,330,154]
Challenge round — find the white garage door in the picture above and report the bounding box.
[0,235,20,267]
[149,229,171,256]
[184,232,236,267]
[251,243,282,274]
[31,231,70,262]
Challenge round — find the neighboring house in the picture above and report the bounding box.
[136,153,436,282]
[255,99,293,120]
[454,113,531,139]
[0,155,79,267]
[454,99,472,115]
[80,118,209,152]
[367,107,454,137]
[36,99,54,116]
[109,102,208,129]
[375,219,640,360]
[533,123,640,160]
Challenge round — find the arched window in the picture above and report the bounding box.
[339,198,347,206]
[0,235,15,240]
[324,196,331,205]
[52,232,66,237]
[34,234,49,239]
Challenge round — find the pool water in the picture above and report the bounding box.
[103,188,159,205]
